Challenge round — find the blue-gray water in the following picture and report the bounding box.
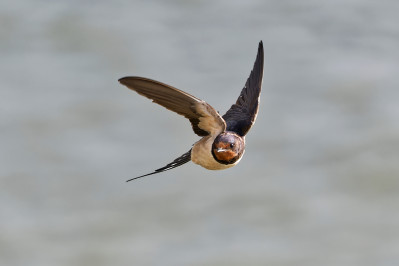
[1,1,399,265]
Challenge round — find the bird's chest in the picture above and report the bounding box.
[191,136,238,170]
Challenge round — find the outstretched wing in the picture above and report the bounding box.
[127,149,192,182]
[119,77,226,136]
[222,41,264,136]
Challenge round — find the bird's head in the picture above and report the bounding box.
[212,132,244,164]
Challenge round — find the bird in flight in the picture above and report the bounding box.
[119,41,264,181]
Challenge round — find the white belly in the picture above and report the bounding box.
[191,136,242,170]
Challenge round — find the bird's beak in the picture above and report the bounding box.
[217,148,227,152]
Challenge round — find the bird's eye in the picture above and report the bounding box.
[230,143,235,148]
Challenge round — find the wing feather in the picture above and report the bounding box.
[119,77,226,136]
[222,41,264,136]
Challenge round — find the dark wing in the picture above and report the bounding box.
[222,41,264,136]
[126,149,192,182]
[119,77,226,136]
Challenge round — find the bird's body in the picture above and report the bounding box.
[119,41,264,181]
[191,132,245,170]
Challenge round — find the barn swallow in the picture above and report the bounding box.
[119,41,264,181]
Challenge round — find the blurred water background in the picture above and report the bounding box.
[1,0,399,265]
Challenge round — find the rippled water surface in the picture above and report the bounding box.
[1,1,399,265]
